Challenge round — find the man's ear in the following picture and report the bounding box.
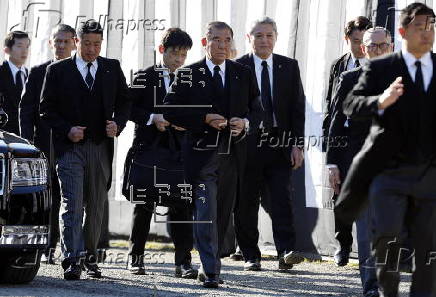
[201,37,207,47]
[398,27,406,38]
[360,44,367,56]
[344,35,350,45]
[158,44,165,54]
[3,47,10,55]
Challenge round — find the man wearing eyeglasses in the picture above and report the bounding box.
[327,26,393,297]
[336,3,436,296]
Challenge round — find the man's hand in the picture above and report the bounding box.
[291,147,304,169]
[68,126,86,143]
[229,117,245,136]
[152,114,170,132]
[205,114,227,130]
[171,124,186,131]
[106,120,118,137]
[378,76,403,110]
[328,167,341,195]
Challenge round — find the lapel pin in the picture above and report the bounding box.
[279,64,282,69]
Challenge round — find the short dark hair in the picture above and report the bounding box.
[77,20,103,38]
[51,24,76,39]
[400,2,435,27]
[161,28,193,51]
[4,31,30,49]
[205,21,234,39]
[344,16,372,37]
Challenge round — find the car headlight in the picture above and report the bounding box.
[11,158,47,187]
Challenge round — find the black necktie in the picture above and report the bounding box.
[354,59,360,68]
[415,60,424,93]
[261,60,274,130]
[85,62,94,89]
[169,72,175,85]
[15,70,23,93]
[213,65,223,90]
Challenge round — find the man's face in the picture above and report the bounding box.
[50,31,76,60]
[5,37,30,67]
[346,29,365,58]
[400,14,435,57]
[75,33,102,62]
[203,27,232,65]
[249,23,277,59]
[161,46,189,73]
[362,31,393,59]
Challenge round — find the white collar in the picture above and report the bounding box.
[6,59,26,74]
[75,54,98,69]
[205,57,225,74]
[350,54,366,65]
[253,53,273,68]
[401,48,432,68]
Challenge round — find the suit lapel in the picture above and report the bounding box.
[247,53,256,73]
[71,55,90,90]
[341,53,351,72]
[2,61,15,92]
[426,53,436,96]
[225,59,238,116]
[272,54,282,125]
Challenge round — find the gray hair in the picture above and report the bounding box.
[363,26,392,45]
[249,16,278,35]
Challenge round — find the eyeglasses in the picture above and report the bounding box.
[365,43,390,51]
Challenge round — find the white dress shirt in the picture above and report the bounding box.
[75,54,98,87]
[347,55,366,71]
[147,66,173,125]
[7,59,27,86]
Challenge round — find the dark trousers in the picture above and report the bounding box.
[57,139,111,263]
[187,147,238,275]
[234,133,295,260]
[128,204,193,266]
[47,169,61,252]
[369,163,436,297]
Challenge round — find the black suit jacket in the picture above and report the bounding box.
[336,52,436,224]
[326,66,371,166]
[0,61,28,135]
[236,53,305,159]
[129,64,184,146]
[40,55,131,163]
[163,58,262,177]
[322,53,352,151]
[19,60,52,152]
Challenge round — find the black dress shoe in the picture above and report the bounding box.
[198,270,224,284]
[203,274,219,288]
[175,263,198,279]
[364,289,380,297]
[244,259,261,271]
[278,256,293,271]
[230,249,244,261]
[284,251,305,265]
[128,256,145,275]
[84,262,102,278]
[64,263,82,280]
[334,246,351,266]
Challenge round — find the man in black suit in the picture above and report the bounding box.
[327,27,393,297]
[40,20,131,280]
[163,21,262,288]
[234,17,305,272]
[323,16,373,266]
[127,28,197,279]
[0,31,30,135]
[336,3,436,296]
[19,24,76,265]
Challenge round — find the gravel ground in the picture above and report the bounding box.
[0,244,412,297]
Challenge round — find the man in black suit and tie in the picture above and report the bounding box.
[336,3,436,296]
[323,16,373,266]
[40,20,131,280]
[0,31,30,135]
[164,21,262,288]
[234,17,305,271]
[19,24,77,265]
[127,28,197,279]
[327,27,393,297]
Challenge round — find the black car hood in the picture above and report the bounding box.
[0,131,40,157]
